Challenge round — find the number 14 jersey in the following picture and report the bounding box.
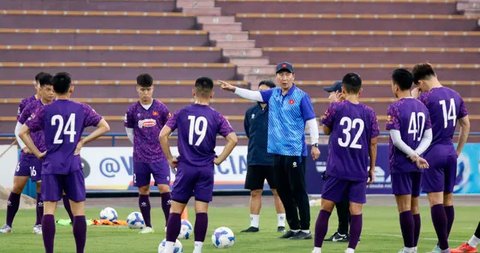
[321,100,379,181]
[166,104,234,168]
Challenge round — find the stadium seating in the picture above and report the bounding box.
[0,0,478,146]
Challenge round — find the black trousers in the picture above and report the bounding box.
[273,155,310,230]
[336,197,350,235]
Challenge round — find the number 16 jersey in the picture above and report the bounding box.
[26,99,102,175]
[321,100,379,181]
[166,104,234,168]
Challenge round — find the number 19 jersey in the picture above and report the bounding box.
[166,104,234,168]
[25,99,102,175]
[321,101,379,181]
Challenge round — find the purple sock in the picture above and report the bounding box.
[431,204,449,250]
[348,214,363,249]
[6,192,21,227]
[73,216,87,253]
[35,193,44,225]
[166,213,181,242]
[160,192,171,224]
[139,195,151,227]
[444,206,454,237]
[194,213,208,242]
[399,211,415,247]
[314,210,331,247]
[63,195,74,222]
[42,214,56,253]
[413,214,421,246]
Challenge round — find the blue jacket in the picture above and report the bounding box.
[244,103,274,166]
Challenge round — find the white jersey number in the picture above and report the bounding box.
[408,112,426,141]
[51,114,77,144]
[439,98,457,128]
[187,115,208,146]
[338,117,365,149]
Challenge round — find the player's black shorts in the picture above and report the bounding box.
[244,165,277,190]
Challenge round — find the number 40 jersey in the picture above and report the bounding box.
[165,104,234,169]
[321,100,379,181]
[25,99,102,175]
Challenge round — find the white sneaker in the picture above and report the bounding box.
[431,245,441,253]
[139,226,154,234]
[33,224,42,235]
[0,224,12,233]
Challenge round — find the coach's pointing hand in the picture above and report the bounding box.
[218,80,236,92]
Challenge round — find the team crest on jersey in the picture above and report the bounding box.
[386,115,393,124]
[152,111,159,116]
[138,118,156,128]
[167,112,172,118]
[251,114,255,119]
[289,99,295,105]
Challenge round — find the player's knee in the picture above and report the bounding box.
[138,186,150,195]
[157,184,170,193]
[251,189,262,198]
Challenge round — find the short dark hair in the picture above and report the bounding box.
[52,72,71,94]
[412,63,436,84]
[38,73,53,87]
[342,73,362,94]
[392,68,413,91]
[194,77,214,98]
[136,73,153,87]
[35,72,47,82]
[258,80,275,89]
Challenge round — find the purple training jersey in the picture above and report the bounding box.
[125,100,170,163]
[166,104,234,168]
[26,99,102,175]
[18,99,47,153]
[418,87,468,146]
[321,100,379,181]
[17,95,36,120]
[386,98,432,173]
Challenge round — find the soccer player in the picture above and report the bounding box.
[451,221,480,253]
[160,77,237,253]
[412,63,470,253]
[0,73,54,235]
[241,80,286,233]
[323,80,350,242]
[124,73,172,233]
[387,69,432,253]
[220,62,320,240]
[19,72,110,253]
[313,73,379,253]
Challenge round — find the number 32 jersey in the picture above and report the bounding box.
[166,104,234,168]
[418,87,468,147]
[321,100,379,181]
[26,99,102,175]
[386,98,432,173]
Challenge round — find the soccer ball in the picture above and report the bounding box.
[99,207,118,222]
[178,219,193,239]
[158,239,183,253]
[126,212,145,229]
[211,227,235,248]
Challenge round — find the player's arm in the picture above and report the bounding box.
[218,80,265,102]
[75,119,110,154]
[125,127,134,144]
[390,130,417,157]
[14,121,29,152]
[159,125,177,168]
[456,115,470,156]
[19,124,43,159]
[368,137,378,184]
[214,132,238,165]
[414,128,432,156]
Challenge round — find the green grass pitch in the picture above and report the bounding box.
[0,205,478,252]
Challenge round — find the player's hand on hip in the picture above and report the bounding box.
[37,151,46,160]
[168,157,178,170]
[311,146,320,160]
[415,157,429,169]
[214,157,223,165]
[22,147,32,154]
[74,140,84,155]
[218,80,236,92]
[367,169,375,184]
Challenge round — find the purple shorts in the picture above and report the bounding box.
[322,175,367,204]
[391,172,422,197]
[422,144,457,193]
[15,154,42,181]
[171,163,214,203]
[133,161,170,187]
[41,170,85,202]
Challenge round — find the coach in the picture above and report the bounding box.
[220,62,320,240]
